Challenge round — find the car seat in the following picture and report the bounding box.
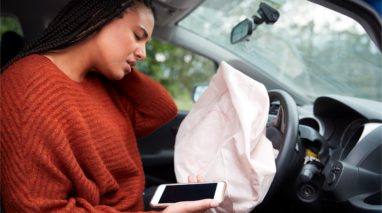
[1,31,24,68]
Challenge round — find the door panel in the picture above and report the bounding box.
[138,111,187,187]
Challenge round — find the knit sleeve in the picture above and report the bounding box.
[113,69,178,138]
[1,136,161,213]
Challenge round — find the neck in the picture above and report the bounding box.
[43,41,93,82]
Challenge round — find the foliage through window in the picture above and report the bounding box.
[136,39,216,111]
[0,16,23,36]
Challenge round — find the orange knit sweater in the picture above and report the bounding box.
[0,54,178,212]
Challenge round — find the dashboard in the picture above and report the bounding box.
[296,95,382,212]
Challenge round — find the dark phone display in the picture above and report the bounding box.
[158,183,218,203]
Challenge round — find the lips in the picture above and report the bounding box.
[127,61,136,68]
[125,61,136,73]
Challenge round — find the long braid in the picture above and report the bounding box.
[2,0,154,71]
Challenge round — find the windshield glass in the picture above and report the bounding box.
[179,0,382,103]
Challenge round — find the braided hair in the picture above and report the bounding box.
[2,0,154,71]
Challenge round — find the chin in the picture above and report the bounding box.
[108,68,126,80]
[113,73,125,81]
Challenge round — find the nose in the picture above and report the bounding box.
[135,44,146,61]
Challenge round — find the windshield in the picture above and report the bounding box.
[179,0,382,103]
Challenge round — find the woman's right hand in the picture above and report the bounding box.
[163,199,219,213]
[163,175,220,212]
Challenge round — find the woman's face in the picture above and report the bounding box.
[92,2,154,80]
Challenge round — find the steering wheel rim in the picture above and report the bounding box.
[262,89,300,202]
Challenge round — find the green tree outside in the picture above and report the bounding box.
[136,39,216,111]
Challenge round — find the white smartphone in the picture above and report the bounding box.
[150,181,227,208]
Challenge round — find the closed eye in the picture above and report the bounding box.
[137,25,150,41]
[134,33,142,41]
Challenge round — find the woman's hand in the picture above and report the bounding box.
[163,199,219,213]
[163,175,219,213]
[188,175,204,183]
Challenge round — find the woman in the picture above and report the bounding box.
[0,0,219,212]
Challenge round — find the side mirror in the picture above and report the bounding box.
[192,83,208,103]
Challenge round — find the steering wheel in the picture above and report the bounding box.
[260,89,300,205]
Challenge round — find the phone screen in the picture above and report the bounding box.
[158,183,217,203]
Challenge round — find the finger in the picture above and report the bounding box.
[196,175,204,183]
[188,175,196,183]
[163,199,219,213]
[181,199,219,212]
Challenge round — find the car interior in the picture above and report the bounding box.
[1,0,381,212]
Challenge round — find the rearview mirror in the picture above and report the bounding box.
[230,2,280,44]
[230,18,253,44]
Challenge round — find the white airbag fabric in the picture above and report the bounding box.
[174,61,276,213]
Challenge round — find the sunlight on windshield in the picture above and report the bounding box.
[179,0,382,102]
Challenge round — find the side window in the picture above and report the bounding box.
[1,15,24,67]
[137,39,216,111]
[1,15,23,36]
